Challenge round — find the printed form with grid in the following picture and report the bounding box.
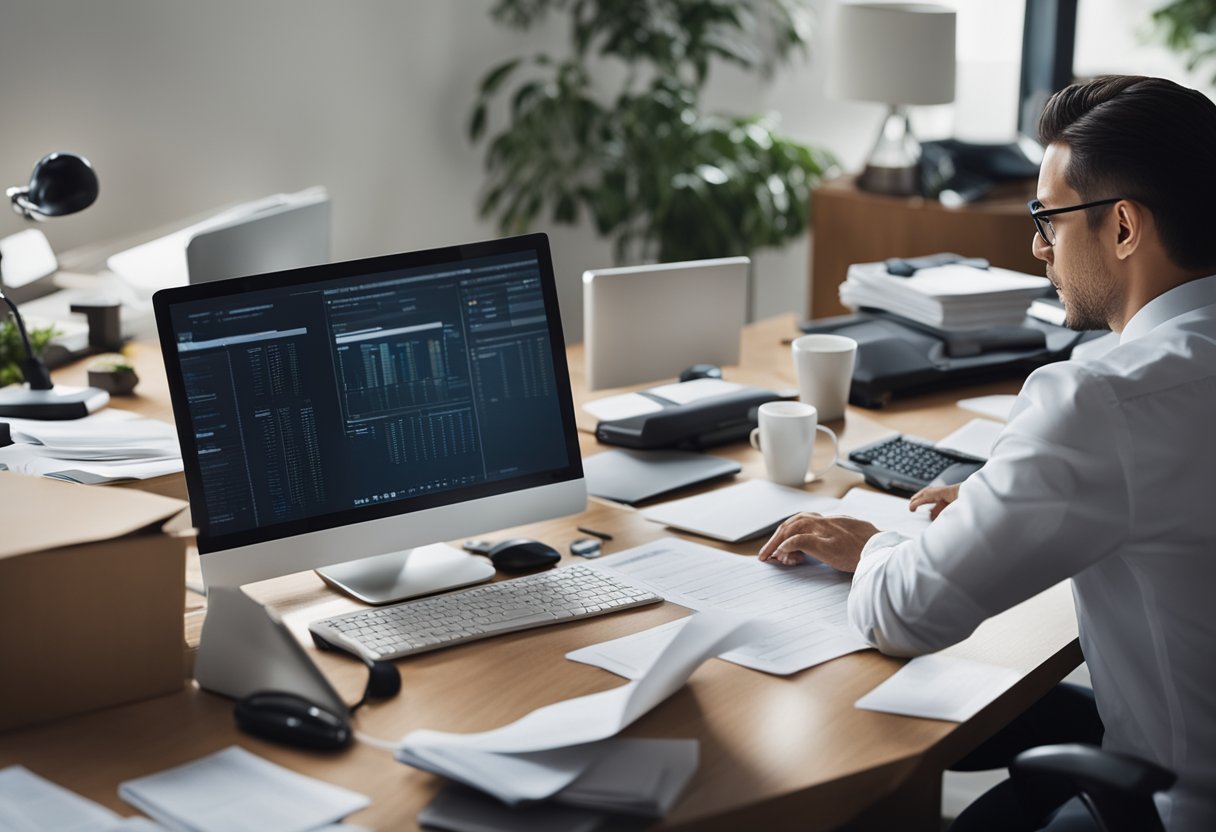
[310,564,662,660]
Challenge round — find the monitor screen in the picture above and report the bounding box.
[155,234,582,558]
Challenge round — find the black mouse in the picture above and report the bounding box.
[488,538,561,572]
[679,363,722,382]
[234,691,352,751]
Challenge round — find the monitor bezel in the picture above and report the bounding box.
[154,232,583,557]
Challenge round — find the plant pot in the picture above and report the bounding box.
[87,368,139,396]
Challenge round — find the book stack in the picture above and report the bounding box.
[839,261,1052,330]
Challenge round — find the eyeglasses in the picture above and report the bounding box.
[1027,198,1125,246]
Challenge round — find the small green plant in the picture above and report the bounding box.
[469,0,837,264]
[0,318,57,387]
[1152,0,1216,83]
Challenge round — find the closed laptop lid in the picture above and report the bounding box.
[583,257,748,390]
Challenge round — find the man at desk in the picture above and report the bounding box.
[761,75,1216,831]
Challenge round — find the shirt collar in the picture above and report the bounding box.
[1120,274,1216,344]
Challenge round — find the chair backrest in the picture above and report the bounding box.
[1011,743,1175,832]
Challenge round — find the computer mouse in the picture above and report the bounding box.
[488,538,561,572]
[234,691,352,751]
[679,363,723,382]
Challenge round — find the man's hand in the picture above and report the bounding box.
[908,483,961,520]
[757,513,880,572]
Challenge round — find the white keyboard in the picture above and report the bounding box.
[309,564,661,660]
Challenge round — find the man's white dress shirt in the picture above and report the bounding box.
[849,275,1216,831]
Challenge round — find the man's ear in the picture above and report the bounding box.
[1113,200,1142,261]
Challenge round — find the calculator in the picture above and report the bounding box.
[846,435,984,495]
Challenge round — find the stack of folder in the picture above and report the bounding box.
[839,261,1052,330]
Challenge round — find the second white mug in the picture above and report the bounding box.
[791,333,857,422]
[748,400,839,487]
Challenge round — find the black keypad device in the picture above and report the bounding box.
[847,436,984,495]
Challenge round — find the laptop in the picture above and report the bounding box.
[582,257,749,390]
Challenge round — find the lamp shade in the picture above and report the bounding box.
[828,3,956,106]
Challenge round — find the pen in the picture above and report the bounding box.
[576,526,614,541]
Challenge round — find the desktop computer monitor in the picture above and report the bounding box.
[154,233,586,605]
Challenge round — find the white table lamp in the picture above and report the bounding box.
[828,2,956,195]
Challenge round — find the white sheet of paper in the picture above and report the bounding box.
[641,479,841,542]
[118,746,369,832]
[855,655,1021,722]
[644,378,743,405]
[956,394,1017,422]
[401,611,762,756]
[935,418,1004,461]
[0,765,122,832]
[586,538,870,675]
[837,489,931,539]
[582,393,665,423]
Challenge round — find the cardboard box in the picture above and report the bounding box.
[0,472,190,732]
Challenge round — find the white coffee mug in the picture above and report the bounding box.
[748,401,839,487]
[791,334,858,422]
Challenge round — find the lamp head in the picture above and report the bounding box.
[7,152,99,220]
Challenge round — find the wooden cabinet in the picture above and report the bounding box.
[808,175,1042,319]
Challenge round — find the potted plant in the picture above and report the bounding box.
[1152,0,1216,83]
[469,0,837,265]
[0,319,56,387]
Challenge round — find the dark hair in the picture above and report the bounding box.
[1038,75,1216,271]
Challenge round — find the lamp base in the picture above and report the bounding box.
[0,384,110,420]
[857,105,923,197]
[858,163,921,196]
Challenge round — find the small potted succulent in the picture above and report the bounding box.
[87,353,140,396]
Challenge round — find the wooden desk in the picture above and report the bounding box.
[3,315,1075,831]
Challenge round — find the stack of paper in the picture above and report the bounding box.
[839,261,1052,330]
[0,409,182,483]
[118,746,369,832]
[395,611,762,817]
[0,765,169,831]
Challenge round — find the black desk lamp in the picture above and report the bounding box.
[0,151,107,419]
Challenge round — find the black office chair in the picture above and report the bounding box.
[1010,744,1176,832]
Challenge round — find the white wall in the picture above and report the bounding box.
[1,1,1209,338]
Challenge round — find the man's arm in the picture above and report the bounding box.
[847,363,1134,656]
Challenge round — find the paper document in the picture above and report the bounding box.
[957,394,1018,422]
[0,765,123,832]
[582,378,745,423]
[855,655,1021,722]
[838,488,932,539]
[641,479,840,542]
[402,611,760,755]
[644,378,742,405]
[935,418,1004,461]
[0,408,183,483]
[587,538,873,675]
[396,611,757,810]
[581,393,664,423]
[118,746,369,832]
